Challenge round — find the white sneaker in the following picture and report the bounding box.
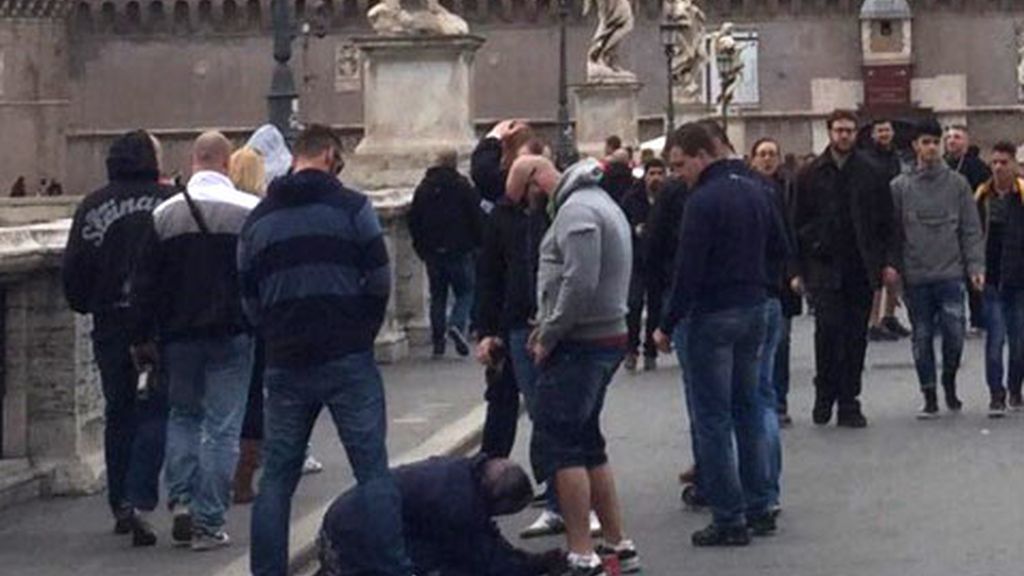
[519,510,603,539]
[191,529,231,552]
[520,510,564,538]
[302,454,324,475]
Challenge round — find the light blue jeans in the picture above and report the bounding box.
[758,298,784,508]
[163,334,254,533]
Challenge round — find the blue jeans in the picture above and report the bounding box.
[163,334,253,531]
[984,286,1008,394]
[1002,288,1024,396]
[758,299,783,508]
[508,328,559,513]
[92,325,167,515]
[425,252,475,348]
[684,304,771,527]
[773,318,792,411]
[251,351,410,576]
[905,280,966,389]
[672,322,701,488]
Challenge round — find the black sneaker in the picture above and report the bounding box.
[943,389,963,412]
[836,411,868,428]
[812,396,833,426]
[596,540,641,573]
[882,316,912,338]
[129,511,157,547]
[1009,392,1023,411]
[643,356,657,372]
[989,390,1008,419]
[691,523,751,547]
[171,506,193,547]
[917,388,940,420]
[747,512,778,536]
[868,325,899,342]
[113,508,133,535]
[447,327,470,357]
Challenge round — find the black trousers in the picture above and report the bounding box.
[480,359,520,458]
[810,281,873,415]
[626,268,663,358]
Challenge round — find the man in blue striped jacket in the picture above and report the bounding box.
[239,125,412,576]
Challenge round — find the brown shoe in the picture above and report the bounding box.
[678,465,697,485]
[233,439,261,504]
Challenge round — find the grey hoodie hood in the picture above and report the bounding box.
[247,125,293,187]
[552,158,606,212]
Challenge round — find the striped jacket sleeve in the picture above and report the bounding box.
[353,198,392,335]
[236,222,261,328]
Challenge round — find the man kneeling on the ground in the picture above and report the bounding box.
[319,455,566,576]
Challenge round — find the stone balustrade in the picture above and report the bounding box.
[0,193,426,498]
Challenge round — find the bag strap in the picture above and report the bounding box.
[181,188,212,235]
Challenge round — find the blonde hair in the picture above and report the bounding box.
[230,146,266,196]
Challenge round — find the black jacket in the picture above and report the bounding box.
[408,166,483,259]
[321,456,548,576]
[999,189,1024,290]
[948,149,992,193]
[601,162,636,204]
[130,171,258,344]
[471,137,506,204]
[646,177,691,296]
[476,199,550,337]
[793,148,896,291]
[758,172,803,318]
[619,181,654,270]
[867,144,904,182]
[62,131,175,334]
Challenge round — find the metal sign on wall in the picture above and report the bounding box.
[335,42,361,93]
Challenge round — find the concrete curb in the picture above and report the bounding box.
[215,402,488,576]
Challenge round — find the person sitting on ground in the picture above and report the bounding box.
[319,455,567,576]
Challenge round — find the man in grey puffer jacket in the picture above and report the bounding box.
[891,118,985,419]
[528,158,640,576]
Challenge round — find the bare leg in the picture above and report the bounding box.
[555,467,594,555]
[869,289,883,327]
[589,463,625,544]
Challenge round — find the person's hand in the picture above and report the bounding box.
[475,336,504,366]
[653,328,672,354]
[882,266,901,289]
[531,340,550,366]
[971,273,986,293]
[130,342,159,372]
[487,119,526,141]
[789,276,804,296]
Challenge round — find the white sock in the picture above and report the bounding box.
[568,551,601,568]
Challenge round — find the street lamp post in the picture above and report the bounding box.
[659,21,683,134]
[554,0,576,169]
[716,49,731,132]
[268,0,298,140]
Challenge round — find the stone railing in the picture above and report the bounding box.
[0,193,425,496]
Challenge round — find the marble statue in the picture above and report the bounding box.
[584,0,636,83]
[664,0,707,98]
[367,0,469,36]
[1017,28,1024,99]
[712,23,744,107]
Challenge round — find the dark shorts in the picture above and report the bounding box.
[530,340,625,483]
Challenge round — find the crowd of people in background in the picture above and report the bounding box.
[57,106,1024,576]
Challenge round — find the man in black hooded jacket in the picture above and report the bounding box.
[62,130,175,546]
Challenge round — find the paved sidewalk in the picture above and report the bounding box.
[503,316,1024,576]
[0,350,490,576]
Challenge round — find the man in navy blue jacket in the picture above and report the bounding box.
[320,455,566,576]
[654,122,786,547]
[239,125,411,576]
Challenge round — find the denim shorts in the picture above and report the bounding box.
[530,341,625,483]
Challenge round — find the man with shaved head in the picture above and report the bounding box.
[130,130,259,551]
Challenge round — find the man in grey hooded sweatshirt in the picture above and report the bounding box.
[529,158,640,576]
[891,118,985,419]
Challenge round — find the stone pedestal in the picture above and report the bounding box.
[346,35,486,190]
[573,82,642,159]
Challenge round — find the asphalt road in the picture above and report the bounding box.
[504,315,1024,576]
